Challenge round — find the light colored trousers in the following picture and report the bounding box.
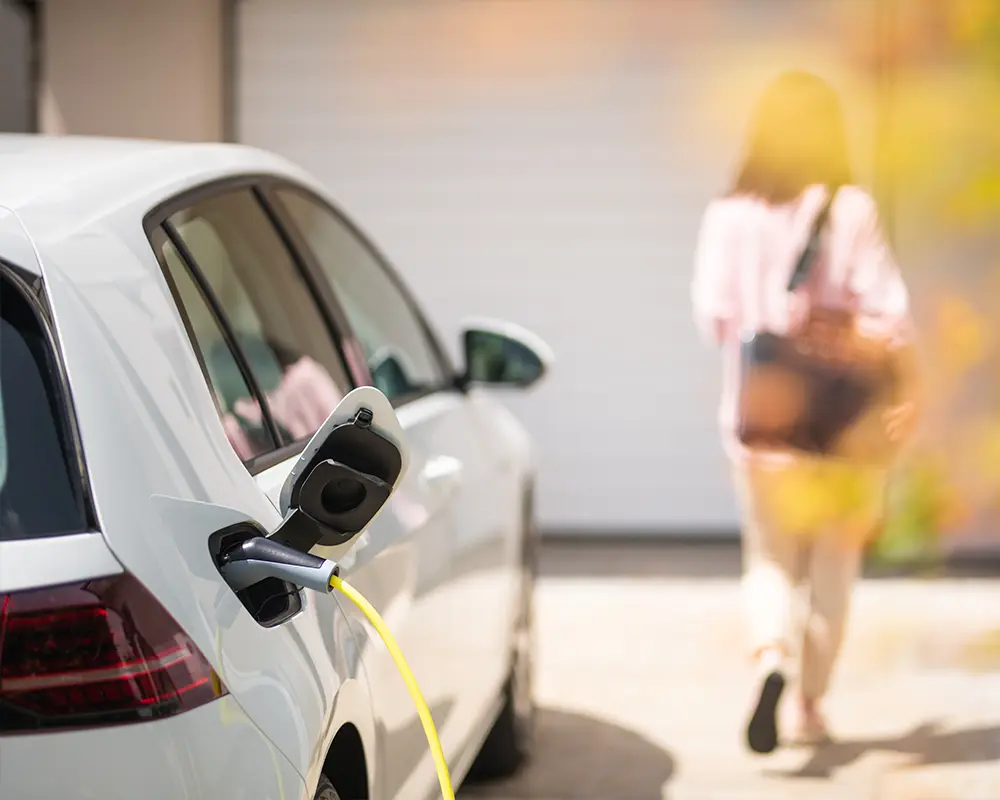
[735,460,886,700]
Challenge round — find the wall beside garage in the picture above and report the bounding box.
[0,2,33,132]
[38,0,227,142]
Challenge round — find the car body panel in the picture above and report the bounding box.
[0,531,122,593]
[0,696,307,800]
[0,134,536,800]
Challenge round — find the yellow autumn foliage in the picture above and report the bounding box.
[757,460,886,544]
[935,296,990,375]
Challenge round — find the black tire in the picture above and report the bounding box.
[314,775,341,800]
[467,491,537,781]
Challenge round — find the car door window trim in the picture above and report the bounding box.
[273,182,456,379]
[144,173,458,479]
[147,174,456,403]
[158,220,283,455]
[254,186,372,390]
[250,186,367,389]
[264,182,458,408]
[143,173,361,475]
[146,176,358,397]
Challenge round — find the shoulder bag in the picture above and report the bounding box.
[736,189,904,464]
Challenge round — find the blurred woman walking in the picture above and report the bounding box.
[691,71,919,754]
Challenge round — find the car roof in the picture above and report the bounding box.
[0,134,316,274]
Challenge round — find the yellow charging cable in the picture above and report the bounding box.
[330,575,455,800]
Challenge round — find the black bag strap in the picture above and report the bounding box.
[786,187,837,292]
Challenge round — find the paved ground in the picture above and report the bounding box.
[462,540,1000,800]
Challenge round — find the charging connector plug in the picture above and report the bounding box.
[219,537,339,594]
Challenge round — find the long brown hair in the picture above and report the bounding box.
[732,71,853,204]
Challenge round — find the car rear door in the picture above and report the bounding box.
[143,189,356,788]
[147,181,467,799]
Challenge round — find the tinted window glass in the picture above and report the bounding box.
[275,189,447,403]
[167,190,349,451]
[0,272,88,539]
[153,228,277,460]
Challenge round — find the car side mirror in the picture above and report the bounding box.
[459,318,553,390]
[272,386,409,553]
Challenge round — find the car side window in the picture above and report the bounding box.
[152,227,277,461]
[153,188,350,464]
[274,188,449,403]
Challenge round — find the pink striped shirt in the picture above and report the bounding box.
[691,184,914,462]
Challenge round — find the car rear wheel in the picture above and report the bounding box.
[314,775,341,800]
[467,491,537,781]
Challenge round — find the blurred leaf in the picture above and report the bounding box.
[934,295,990,376]
[873,455,955,564]
[942,166,1000,225]
[949,0,1000,48]
[973,419,1000,475]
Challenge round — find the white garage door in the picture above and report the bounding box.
[236,0,877,534]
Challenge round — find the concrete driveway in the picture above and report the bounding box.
[461,541,1000,800]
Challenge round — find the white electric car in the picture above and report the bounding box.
[0,135,550,800]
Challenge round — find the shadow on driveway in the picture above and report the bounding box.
[462,707,675,799]
[769,720,1000,780]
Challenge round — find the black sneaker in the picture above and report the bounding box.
[746,670,786,754]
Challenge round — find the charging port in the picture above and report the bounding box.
[209,523,302,628]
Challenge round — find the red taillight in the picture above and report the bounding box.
[0,573,227,733]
